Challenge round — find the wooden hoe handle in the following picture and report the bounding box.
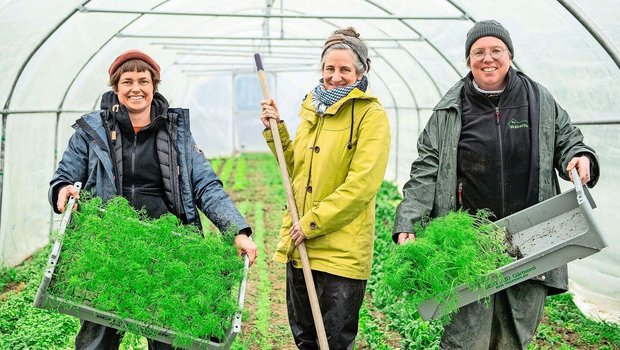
[254,53,329,350]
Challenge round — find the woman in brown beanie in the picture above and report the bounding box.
[260,27,391,349]
[393,20,599,349]
[49,49,257,350]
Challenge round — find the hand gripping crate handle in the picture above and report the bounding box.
[34,182,82,308]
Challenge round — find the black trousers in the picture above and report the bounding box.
[75,320,176,350]
[286,262,367,350]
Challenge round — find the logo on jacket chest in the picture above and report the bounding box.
[508,119,529,129]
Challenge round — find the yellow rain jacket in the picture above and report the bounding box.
[264,87,390,280]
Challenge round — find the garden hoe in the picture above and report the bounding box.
[254,53,330,350]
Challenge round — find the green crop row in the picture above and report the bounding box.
[233,154,249,191]
[252,201,273,349]
[219,157,236,190]
[356,302,397,349]
[209,157,223,174]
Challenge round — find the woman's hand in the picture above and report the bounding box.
[259,98,281,129]
[234,233,258,266]
[289,223,306,246]
[567,155,591,185]
[57,184,80,213]
[397,232,416,244]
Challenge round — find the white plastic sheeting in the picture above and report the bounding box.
[0,0,618,322]
[563,125,620,324]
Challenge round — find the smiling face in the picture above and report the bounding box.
[116,70,154,117]
[468,36,511,91]
[322,49,363,90]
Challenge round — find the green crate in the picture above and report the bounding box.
[34,183,250,349]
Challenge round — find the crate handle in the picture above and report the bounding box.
[33,181,82,308]
[571,168,585,205]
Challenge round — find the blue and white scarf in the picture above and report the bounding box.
[311,76,368,116]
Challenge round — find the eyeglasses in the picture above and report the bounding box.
[469,47,509,62]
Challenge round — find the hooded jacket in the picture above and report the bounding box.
[49,91,249,235]
[393,68,599,293]
[264,86,391,280]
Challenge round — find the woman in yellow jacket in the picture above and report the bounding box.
[260,27,391,349]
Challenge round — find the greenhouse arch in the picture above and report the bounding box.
[1,0,618,326]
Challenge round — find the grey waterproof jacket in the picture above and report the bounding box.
[394,72,599,293]
[49,108,249,235]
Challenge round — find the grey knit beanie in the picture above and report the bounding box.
[322,27,371,73]
[465,20,513,59]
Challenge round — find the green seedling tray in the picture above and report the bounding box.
[34,183,250,350]
[418,170,607,320]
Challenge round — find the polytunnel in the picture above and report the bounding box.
[1,0,618,327]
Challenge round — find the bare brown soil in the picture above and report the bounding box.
[0,281,25,301]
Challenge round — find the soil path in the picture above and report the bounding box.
[226,154,295,349]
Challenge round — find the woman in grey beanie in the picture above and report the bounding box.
[393,19,599,350]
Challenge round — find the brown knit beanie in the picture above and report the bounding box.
[465,20,514,59]
[108,49,161,78]
[321,27,371,73]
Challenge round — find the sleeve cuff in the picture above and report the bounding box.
[237,227,252,237]
[299,216,320,239]
[263,121,289,143]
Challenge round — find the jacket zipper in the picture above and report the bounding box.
[131,131,137,207]
[458,181,463,208]
[169,113,183,220]
[495,106,506,217]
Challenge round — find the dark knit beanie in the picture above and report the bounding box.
[465,20,513,59]
[322,27,371,73]
[108,49,161,78]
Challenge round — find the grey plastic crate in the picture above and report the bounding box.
[418,170,607,320]
[34,183,250,349]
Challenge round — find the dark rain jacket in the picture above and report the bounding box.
[49,92,249,235]
[393,68,599,293]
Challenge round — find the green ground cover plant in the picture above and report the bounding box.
[47,195,244,348]
[0,266,17,292]
[233,155,249,191]
[0,247,78,350]
[210,158,223,174]
[381,210,514,318]
[356,302,395,350]
[529,293,620,349]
